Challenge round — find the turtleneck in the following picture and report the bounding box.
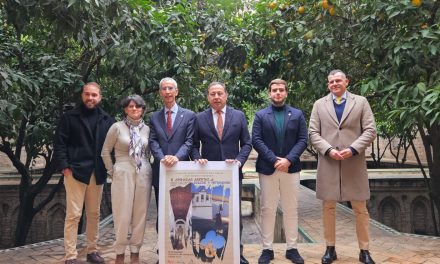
[271,104,286,112]
[80,103,99,138]
[271,104,286,154]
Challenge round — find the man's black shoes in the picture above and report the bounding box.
[321,246,337,264]
[258,249,274,264]
[359,249,375,264]
[286,248,304,264]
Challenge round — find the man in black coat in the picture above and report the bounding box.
[54,82,114,264]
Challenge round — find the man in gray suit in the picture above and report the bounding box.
[309,70,376,264]
[149,77,196,231]
[191,82,252,264]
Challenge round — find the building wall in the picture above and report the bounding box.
[0,183,112,249]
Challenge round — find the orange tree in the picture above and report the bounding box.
[0,0,233,246]
[218,0,439,232]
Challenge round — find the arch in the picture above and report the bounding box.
[411,196,429,235]
[46,203,66,240]
[378,196,401,231]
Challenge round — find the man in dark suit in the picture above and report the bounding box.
[54,82,114,264]
[149,77,196,231]
[191,82,252,264]
[252,79,308,264]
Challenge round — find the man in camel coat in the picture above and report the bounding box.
[309,70,377,264]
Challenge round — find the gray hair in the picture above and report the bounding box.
[328,69,347,79]
[159,77,178,89]
[120,94,146,110]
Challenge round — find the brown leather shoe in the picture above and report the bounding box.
[130,252,139,264]
[115,253,125,264]
[65,259,78,264]
[86,252,105,263]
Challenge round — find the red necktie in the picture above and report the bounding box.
[166,110,172,135]
[216,110,223,140]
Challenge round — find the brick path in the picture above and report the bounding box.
[1,179,440,263]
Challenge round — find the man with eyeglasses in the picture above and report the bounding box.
[149,77,196,235]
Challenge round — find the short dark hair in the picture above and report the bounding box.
[268,79,288,91]
[81,82,101,93]
[120,94,146,110]
[207,82,227,93]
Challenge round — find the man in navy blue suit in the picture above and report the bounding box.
[149,77,196,232]
[191,82,252,264]
[252,79,308,264]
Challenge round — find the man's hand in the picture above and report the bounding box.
[274,157,291,173]
[195,159,208,165]
[161,155,179,167]
[62,168,72,176]
[339,148,353,159]
[225,159,241,167]
[329,149,344,160]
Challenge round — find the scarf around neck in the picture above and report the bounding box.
[124,116,145,172]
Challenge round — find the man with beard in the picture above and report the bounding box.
[252,79,308,264]
[54,82,114,264]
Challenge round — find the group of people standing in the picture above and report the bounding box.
[54,69,377,264]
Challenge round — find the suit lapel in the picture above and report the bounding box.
[324,93,339,125]
[340,92,356,125]
[283,107,292,139]
[204,109,219,141]
[157,108,168,138]
[222,107,232,139]
[266,107,277,139]
[169,108,184,139]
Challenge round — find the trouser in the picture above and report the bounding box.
[323,200,370,250]
[259,171,300,250]
[112,161,152,254]
[64,173,103,260]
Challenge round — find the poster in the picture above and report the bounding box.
[159,161,240,264]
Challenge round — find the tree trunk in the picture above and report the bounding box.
[428,124,440,228]
[13,193,35,247]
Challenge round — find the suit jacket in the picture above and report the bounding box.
[252,104,308,175]
[53,104,114,185]
[191,106,252,179]
[149,106,195,187]
[309,92,376,201]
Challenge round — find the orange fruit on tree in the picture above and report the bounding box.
[303,30,314,40]
[298,5,305,14]
[322,0,329,10]
[411,0,422,7]
[421,23,428,29]
[329,6,336,16]
[269,2,277,9]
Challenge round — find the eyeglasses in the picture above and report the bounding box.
[127,104,143,109]
[160,86,176,91]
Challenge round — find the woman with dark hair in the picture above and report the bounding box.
[101,95,152,264]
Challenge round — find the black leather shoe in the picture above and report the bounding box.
[258,249,274,264]
[86,252,105,263]
[359,249,375,264]
[65,259,77,264]
[240,254,249,264]
[286,248,304,264]
[321,246,337,264]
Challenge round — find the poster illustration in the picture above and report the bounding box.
[159,161,239,264]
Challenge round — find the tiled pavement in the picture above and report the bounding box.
[1,178,440,263]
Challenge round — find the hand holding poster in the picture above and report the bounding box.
[158,161,240,264]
